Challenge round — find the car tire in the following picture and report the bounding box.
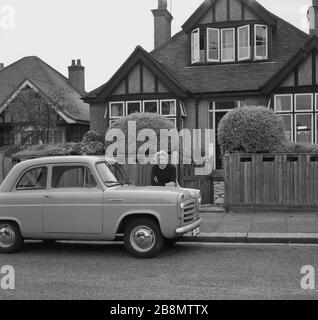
[0,222,23,254]
[124,218,164,259]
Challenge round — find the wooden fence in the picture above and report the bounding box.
[224,153,318,211]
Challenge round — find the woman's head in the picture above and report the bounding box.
[154,151,169,166]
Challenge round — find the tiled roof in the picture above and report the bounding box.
[0,56,89,123]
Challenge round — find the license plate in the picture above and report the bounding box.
[192,227,200,237]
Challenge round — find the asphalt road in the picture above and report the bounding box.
[0,241,318,300]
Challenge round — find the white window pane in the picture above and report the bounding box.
[280,114,292,142]
[255,25,268,59]
[161,100,176,116]
[295,94,312,111]
[296,114,312,143]
[127,102,141,115]
[275,95,292,112]
[238,26,250,60]
[222,29,234,61]
[110,103,124,118]
[207,29,219,61]
[191,29,200,63]
[144,101,158,113]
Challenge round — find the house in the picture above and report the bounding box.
[0,57,90,147]
[84,0,317,170]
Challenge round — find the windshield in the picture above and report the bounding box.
[96,162,132,187]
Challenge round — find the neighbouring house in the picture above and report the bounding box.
[84,0,318,170]
[0,57,90,147]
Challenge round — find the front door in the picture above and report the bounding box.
[215,112,227,170]
[43,165,103,234]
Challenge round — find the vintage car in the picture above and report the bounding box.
[0,156,202,258]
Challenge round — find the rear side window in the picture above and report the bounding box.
[16,167,47,190]
[51,166,97,189]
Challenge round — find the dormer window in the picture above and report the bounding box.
[190,24,269,65]
[255,25,268,60]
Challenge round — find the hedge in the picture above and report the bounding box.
[218,106,285,154]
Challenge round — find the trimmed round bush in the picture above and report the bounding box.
[106,113,177,156]
[80,141,105,155]
[218,106,285,154]
[82,130,105,144]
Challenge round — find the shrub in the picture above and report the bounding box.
[218,106,285,154]
[80,141,105,155]
[274,142,318,154]
[105,113,177,156]
[82,130,105,144]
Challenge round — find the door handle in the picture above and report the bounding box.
[108,199,123,203]
[44,195,50,198]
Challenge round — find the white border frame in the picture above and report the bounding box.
[274,94,293,113]
[295,113,314,144]
[160,99,177,117]
[294,93,313,112]
[191,28,200,64]
[279,113,293,142]
[238,25,250,61]
[126,101,142,115]
[109,101,125,119]
[254,24,268,61]
[207,28,220,62]
[143,100,159,114]
[221,28,235,62]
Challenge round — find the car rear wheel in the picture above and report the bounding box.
[124,218,164,259]
[0,222,23,254]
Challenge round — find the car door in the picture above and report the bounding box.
[43,164,103,234]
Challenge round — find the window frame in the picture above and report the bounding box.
[274,94,293,113]
[294,113,314,144]
[221,28,235,63]
[109,101,125,119]
[15,166,48,191]
[160,99,177,117]
[238,25,250,61]
[254,24,268,60]
[143,100,159,114]
[126,101,142,116]
[207,28,220,62]
[279,114,293,142]
[294,93,313,112]
[191,28,200,64]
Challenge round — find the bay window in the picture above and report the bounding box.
[295,114,313,143]
[143,100,158,113]
[274,95,292,112]
[255,25,268,60]
[238,25,250,61]
[126,101,141,115]
[279,114,293,142]
[161,100,176,116]
[109,102,125,118]
[295,94,313,111]
[221,28,235,62]
[207,28,220,62]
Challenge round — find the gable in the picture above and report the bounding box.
[182,0,276,32]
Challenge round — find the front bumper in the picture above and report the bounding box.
[176,218,202,236]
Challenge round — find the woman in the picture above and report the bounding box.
[151,151,177,187]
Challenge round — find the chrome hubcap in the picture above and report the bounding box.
[130,226,155,253]
[0,225,15,248]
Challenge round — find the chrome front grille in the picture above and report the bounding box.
[183,199,197,224]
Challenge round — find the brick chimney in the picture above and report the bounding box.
[0,63,4,71]
[68,59,85,95]
[308,0,318,36]
[152,0,173,49]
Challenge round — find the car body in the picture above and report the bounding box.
[0,156,202,258]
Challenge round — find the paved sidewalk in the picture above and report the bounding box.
[183,211,318,244]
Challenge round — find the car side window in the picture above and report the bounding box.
[16,167,48,190]
[51,166,97,189]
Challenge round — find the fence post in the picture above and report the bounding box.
[224,153,230,212]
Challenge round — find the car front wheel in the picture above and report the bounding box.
[124,218,164,259]
[0,222,23,254]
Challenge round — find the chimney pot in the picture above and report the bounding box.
[71,59,76,66]
[77,59,82,66]
[308,0,318,36]
[158,0,168,9]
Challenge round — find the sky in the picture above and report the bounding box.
[0,0,313,92]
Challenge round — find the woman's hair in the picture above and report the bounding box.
[153,151,169,164]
